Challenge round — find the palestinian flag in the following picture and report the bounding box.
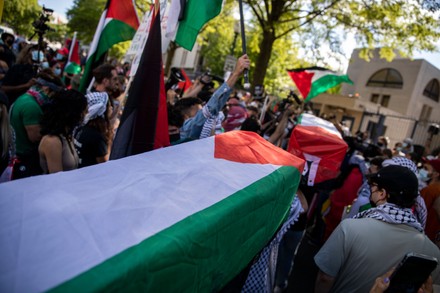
[166,0,223,51]
[287,67,353,102]
[79,0,139,93]
[288,113,347,186]
[110,0,169,159]
[0,131,304,292]
[66,33,81,66]
[177,68,193,92]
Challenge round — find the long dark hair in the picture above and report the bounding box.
[40,89,87,137]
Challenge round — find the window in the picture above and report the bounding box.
[420,105,432,121]
[370,94,380,103]
[423,79,439,102]
[381,95,390,107]
[366,68,403,89]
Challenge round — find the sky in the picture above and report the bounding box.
[38,0,440,71]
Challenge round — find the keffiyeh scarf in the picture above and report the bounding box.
[353,203,423,232]
[83,92,109,124]
[27,86,50,106]
[382,156,427,228]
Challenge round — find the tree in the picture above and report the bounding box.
[198,0,308,95]
[45,23,69,44]
[244,0,440,88]
[2,0,41,37]
[66,0,107,45]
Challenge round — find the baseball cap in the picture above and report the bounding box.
[368,165,418,197]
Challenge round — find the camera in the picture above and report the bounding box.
[165,67,185,92]
[32,6,54,35]
[287,90,302,105]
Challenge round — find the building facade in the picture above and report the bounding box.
[311,48,440,153]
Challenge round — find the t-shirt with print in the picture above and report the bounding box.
[73,125,107,168]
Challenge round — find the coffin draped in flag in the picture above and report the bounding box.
[288,113,348,186]
[79,0,139,93]
[166,0,223,51]
[287,67,353,102]
[110,1,169,159]
[0,131,304,292]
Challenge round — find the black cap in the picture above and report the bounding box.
[368,165,418,206]
[1,32,15,42]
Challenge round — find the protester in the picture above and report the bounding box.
[0,32,16,68]
[91,63,118,95]
[74,92,112,168]
[62,62,81,89]
[38,90,87,174]
[0,90,12,175]
[382,156,428,228]
[49,60,63,77]
[223,96,248,132]
[179,54,250,141]
[9,69,63,179]
[421,158,440,243]
[402,137,415,154]
[322,153,367,240]
[343,156,385,219]
[314,165,440,292]
[1,43,45,106]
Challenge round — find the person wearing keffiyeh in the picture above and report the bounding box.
[9,69,63,179]
[73,92,112,168]
[314,165,440,293]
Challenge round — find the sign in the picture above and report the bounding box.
[223,55,237,73]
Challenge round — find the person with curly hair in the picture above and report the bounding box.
[38,89,87,174]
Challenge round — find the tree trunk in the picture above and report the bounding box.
[251,29,276,91]
[164,41,177,77]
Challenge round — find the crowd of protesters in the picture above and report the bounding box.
[0,30,439,292]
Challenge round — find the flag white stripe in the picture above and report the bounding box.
[165,0,181,38]
[86,11,110,62]
[299,113,342,138]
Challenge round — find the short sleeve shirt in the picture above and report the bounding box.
[10,93,42,155]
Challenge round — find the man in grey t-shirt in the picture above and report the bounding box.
[314,165,440,292]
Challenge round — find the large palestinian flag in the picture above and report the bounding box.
[79,0,139,93]
[0,131,304,292]
[288,113,347,186]
[287,67,353,102]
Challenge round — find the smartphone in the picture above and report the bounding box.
[385,252,438,293]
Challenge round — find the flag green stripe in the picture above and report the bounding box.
[79,19,136,93]
[175,0,223,51]
[305,74,353,102]
[94,19,137,61]
[49,166,301,292]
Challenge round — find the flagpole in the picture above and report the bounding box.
[238,0,250,89]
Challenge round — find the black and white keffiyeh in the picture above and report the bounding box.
[382,156,427,228]
[353,203,423,232]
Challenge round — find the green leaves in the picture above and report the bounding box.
[2,0,40,36]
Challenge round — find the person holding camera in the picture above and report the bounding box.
[1,43,44,106]
[0,32,16,69]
